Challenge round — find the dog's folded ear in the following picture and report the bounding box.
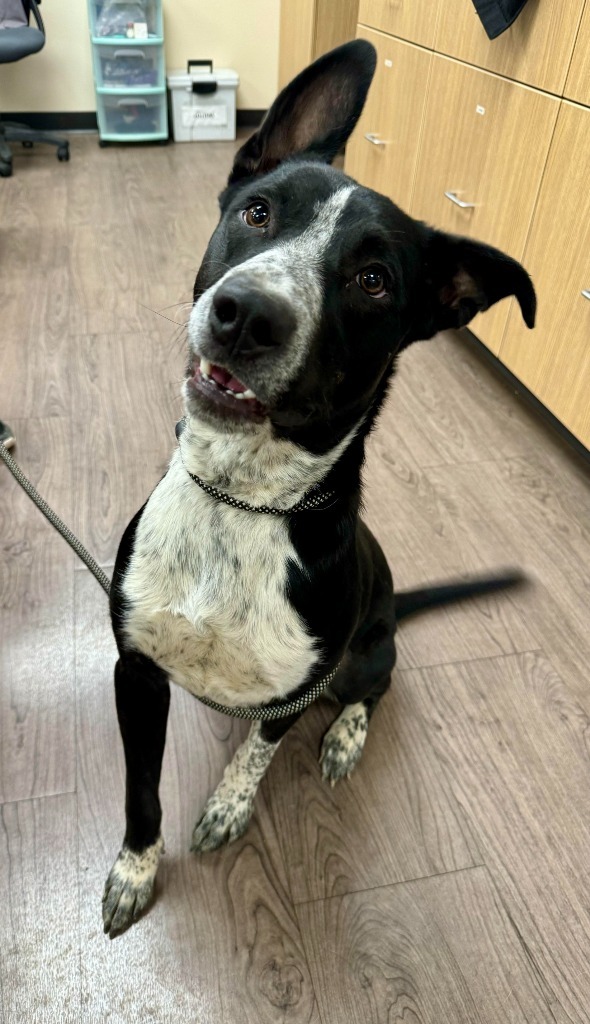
[228,39,377,186]
[415,230,536,341]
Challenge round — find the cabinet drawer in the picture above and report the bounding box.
[499,102,590,449]
[410,56,559,353]
[564,1,590,106]
[434,0,585,95]
[96,90,167,139]
[344,30,432,211]
[358,0,441,48]
[93,42,163,89]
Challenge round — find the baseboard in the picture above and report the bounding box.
[464,328,589,462]
[1,112,98,132]
[236,109,265,127]
[1,109,266,132]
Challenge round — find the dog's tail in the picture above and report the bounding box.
[394,570,525,621]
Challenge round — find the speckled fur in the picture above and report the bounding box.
[187,186,356,411]
[102,836,164,935]
[191,722,278,852]
[320,702,369,785]
[120,422,355,708]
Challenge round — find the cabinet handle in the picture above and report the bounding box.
[444,190,477,209]
[364,132,387,146]
[582,290,590,301]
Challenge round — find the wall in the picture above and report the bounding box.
[1,0,279,113]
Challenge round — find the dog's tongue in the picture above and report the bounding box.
[210,364,247,394]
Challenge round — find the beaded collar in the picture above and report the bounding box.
[185,468,337,515]
[181,457,340,717]
[195,664,340,720]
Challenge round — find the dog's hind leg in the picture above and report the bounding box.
[320,603,396,786]
[320,671,391,785]
[102,653,170,938]
[191,712,301,853]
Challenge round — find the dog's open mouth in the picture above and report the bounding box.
[187,356,267,421]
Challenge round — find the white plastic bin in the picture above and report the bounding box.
[167,61,239,142]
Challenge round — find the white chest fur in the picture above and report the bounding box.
[121,452,319,706]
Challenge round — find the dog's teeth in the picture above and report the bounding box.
[233,388,257,401]
[200,357,212,379]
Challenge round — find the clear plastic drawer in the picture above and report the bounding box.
[94,43,163,88]
[96,90,167,139]
[90,0,161,39]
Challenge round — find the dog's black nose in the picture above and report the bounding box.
[210,279,296,357]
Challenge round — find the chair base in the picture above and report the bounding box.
[0,120,70,175]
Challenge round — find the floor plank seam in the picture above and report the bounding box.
[72,561,83,1021]
[482,864,566,1024]
[395,645,543,677]
[292,862,486,907]
[0,789,77,809]
[416,454,537,471]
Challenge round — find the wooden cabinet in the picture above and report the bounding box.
[358,0,440,48]
[278,0,359,89]
[565,2,590,106]
[279,0,590,447]
[344,29,432,211]
[434,0,586,96]
[410,56,559,353]
[499,102,590,448]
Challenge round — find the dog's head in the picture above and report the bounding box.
[185,40,535,457]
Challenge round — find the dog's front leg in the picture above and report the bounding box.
[191,713,301,853]
[102,653,170,938]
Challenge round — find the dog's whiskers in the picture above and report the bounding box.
[139,301,194,326]
[200,257,232,273]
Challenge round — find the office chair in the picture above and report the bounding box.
[0,0,69,177]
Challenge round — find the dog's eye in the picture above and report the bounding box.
[356,266,387,298]
[242,202,271,229]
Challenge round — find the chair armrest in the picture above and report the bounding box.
[29,0,45,35]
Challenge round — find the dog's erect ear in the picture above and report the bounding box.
[228,39,377,186]
[418,230,536,339]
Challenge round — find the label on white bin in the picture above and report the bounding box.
[182,104,228,128]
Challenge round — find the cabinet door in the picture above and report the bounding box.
[314,0,359,59]
[565,1,590,106]
[278,0,359,89]
[344,29,432,212]
[410,56,559,353]
[499,102,590,449]
[435,0,585,95]
[358,0,441,48]
[278,0,316,89]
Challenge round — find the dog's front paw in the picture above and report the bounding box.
[320,702,369,786]
[102,836,164,938]
[190,789,254,853]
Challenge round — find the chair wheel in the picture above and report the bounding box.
[22,140,34,149]
[98,138,108,148]
[57,145,70,162]
[0,160,12,177]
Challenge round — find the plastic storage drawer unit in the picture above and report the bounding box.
[87,0,168,143]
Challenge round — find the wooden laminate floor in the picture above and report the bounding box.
[1,135,590,1024]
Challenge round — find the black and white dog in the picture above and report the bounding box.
[103,40,535,936]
